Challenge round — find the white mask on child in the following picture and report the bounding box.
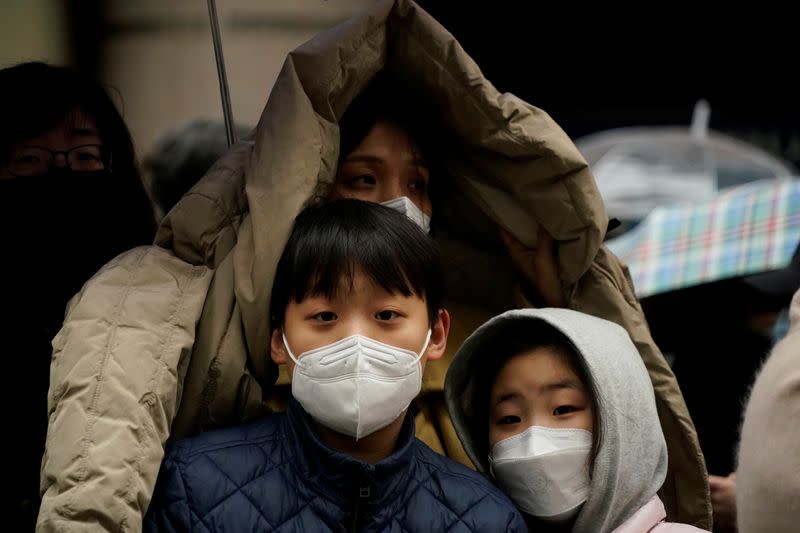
[283,330,431,440]
[489,426,592,523]
[380,196,431,233]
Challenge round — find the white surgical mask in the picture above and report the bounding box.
[489,426,592,523]
[380,196,431,233]
[283,330,431,440]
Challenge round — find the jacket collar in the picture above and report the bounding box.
[611,496,667,532]
[284,398,417,506]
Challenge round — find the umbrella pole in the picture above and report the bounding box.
[207,0,236,147]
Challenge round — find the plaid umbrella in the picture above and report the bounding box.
[607,178,800,299]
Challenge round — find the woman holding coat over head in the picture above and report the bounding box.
[38,1,711,531]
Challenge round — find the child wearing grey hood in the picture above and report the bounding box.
[445,308,705,532]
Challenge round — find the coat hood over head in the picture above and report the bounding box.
[156,0,606,390]
[446,308,668,532]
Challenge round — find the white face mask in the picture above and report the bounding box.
[380,196,431,233]
[283,330,431,440]
[489,425,592,522]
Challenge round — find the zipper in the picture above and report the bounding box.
[349,483,371,533]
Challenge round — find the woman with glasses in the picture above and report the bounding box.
[0,61,157,531]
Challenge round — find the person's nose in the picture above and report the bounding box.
[529,412,554,429]
[381,172,405,202]
[350,313,388,341]
[52,153,68,169]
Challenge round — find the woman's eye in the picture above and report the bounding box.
[497,415,521,425]
[409,176,428,192]
[312,311,338,322]
[348,174,377,187]
[375,310,399,321]
[16,155,40,164]
[553,405,577,416]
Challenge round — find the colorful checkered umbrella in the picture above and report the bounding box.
[606,179,800,299]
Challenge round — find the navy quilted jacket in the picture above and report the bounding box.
[144,399,526,532]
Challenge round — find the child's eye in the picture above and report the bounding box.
[553,405,577,416]
[375,310,399,321]
[312,311,338,322]
[496,415,521,425]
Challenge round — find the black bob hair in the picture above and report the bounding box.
[269,198,444,328]
[0,61,156,232]
[1,62,139,180]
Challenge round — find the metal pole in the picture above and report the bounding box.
[207,0,236,147]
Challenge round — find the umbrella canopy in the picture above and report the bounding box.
[607,179,800,299]
[576,126,797,225]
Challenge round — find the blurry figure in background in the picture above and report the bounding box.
[643,276,792,462]
[144,118,251,220]
[0,61,157,530]
[736,288,800,533]
[699,266,798,533]
[770,305,791,342]
[609,180,800,532]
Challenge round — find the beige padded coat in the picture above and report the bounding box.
[37,1,711,530]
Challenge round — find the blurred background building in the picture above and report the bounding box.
[1,0,373,157]
[2,1,796,169]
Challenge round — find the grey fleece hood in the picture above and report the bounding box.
[445,308,668,532]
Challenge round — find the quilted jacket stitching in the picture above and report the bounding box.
[66,247,147,519]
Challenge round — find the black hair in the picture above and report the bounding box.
[145,118,252,217]
[0,62,155,231]
[470,319,603,471]
[269,198,444,328]
[337,71,446,219]
[2,62,135,175]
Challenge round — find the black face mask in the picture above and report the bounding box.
[2,168,155,524]
[1,169,156,312]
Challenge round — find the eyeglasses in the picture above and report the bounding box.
[6,144,111,177]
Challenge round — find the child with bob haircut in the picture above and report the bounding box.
[144,199,525,532]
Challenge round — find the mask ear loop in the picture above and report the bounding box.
[282,331,305,369]
[412,329,433,364]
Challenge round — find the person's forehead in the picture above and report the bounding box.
[493,347,580,391]
[17,108,101,148]
[346,268,424,301]
[296,269,422,304]
[353,120,420,156]
[61,108,100,136]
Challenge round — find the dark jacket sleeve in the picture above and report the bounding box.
[143,452,194,533]
[506,509,528,532]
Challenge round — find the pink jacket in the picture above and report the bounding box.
[613,497,707,532]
